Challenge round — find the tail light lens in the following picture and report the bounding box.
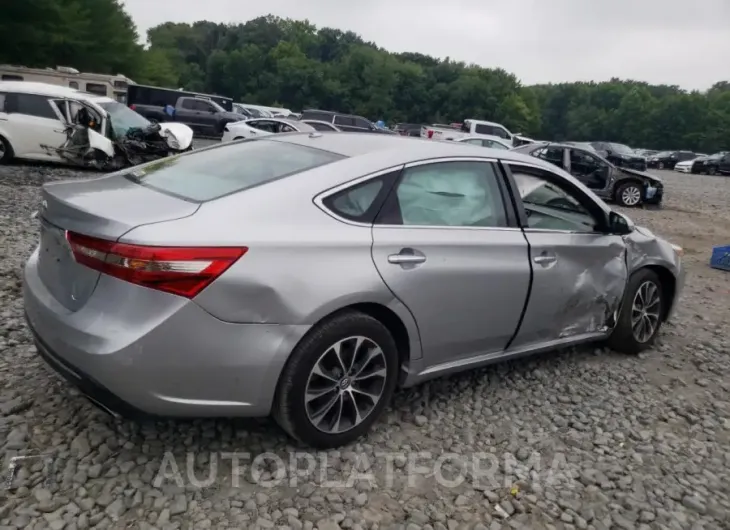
[427,130,434,139]
[66,231,247,298]
[130,104,136,111]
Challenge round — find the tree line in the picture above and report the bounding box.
[2,0,729,152]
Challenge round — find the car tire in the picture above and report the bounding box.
[273,310,399,448]
[708,167,716,176]
[657,162,664,169]
[0,135,13,164]
[615,181,643,207]
[608,268,665,355]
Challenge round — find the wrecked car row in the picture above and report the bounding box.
[0,81,192,170]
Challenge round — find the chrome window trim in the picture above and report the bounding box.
[314,157,523,231]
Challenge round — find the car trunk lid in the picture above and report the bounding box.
[37,174,200,311]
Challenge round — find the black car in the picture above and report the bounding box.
[299,110,395,134]
[590,142,647,171]
[646,150,696,170]
[690,151,730,175]
[513,143,663,207]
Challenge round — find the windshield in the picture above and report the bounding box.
[709,152,728,159]
[608,143,633,155]
[98,101,150,136]
[653,151,673,157]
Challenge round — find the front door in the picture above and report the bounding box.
[566,148,612,192]
[371,159,531,366]
[506,163,628,349]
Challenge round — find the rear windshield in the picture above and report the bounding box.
[124,139,344,202]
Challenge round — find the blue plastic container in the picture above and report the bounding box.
[710,245,730,272]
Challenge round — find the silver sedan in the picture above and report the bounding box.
[23,133,685,448]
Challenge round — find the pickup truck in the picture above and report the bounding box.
[421,119,515,145]
[130,96,244,137]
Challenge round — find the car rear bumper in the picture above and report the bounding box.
[23,248,309,418]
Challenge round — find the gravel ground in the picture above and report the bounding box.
[1,158,729,530]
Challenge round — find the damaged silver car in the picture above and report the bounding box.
[23,135,685,448]
[0,81,192,169]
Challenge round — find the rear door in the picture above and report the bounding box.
[2,92,67,160]
[505,162,628,349]
[371,159,530,366]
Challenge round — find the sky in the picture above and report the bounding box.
[121,0,730,91]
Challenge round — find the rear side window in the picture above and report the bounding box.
[126,139,344,202]
[334,115,356,126]
[322,176,394,223]
[13,94,57,119]
[0,93,6,112]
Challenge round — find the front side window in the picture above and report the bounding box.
[249,120,277,133]
[380,161,507,227]
[68,81,79,89]
[510,166,598,232]
[334,115,355,127]
[13,93,57,120]
[485,140,509,149]
[354,117,371,129]
[2,74,23,81]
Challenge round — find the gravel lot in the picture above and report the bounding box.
[1,153,729,530]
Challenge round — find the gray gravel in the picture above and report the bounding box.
[1,157,730,529]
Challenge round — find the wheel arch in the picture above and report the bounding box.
[613,178,645,203]
[274,301,420,396]
[0,132,15,161]
[634,264,677,322]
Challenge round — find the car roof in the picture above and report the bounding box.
[0,81,112,103]
[267,131,559,167]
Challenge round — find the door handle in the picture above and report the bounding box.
[533,253,557,265]
[388,254,426,265]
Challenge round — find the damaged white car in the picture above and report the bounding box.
[0,81,193,170]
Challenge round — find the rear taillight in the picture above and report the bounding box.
[427,130,434,139]
[66,231,247,298]
[130,104,136,111]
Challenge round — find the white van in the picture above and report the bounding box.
[0,81,192,168]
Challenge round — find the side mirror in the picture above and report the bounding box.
[608,211,634,235]
[605,149,613,155]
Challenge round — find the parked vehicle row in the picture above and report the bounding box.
[513,142,664,207]
[675,151,730,175]
[24,131,685,448]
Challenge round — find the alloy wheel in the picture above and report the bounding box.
[305,336,388,434]
[631,281,661,343]
[621,185,642,206]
